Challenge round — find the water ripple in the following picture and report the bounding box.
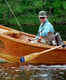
[0,64,66,80]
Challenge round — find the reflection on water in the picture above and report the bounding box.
[0,64,66,80]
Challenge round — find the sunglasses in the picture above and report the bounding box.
[40,17,45,19]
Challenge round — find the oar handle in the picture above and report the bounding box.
[40,45,62,54]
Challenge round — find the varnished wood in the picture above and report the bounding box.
[0,25,66,65]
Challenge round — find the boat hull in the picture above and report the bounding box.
[0,25,66,65]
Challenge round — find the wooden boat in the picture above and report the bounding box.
[0,25,66,65]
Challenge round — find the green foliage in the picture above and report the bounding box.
[63,1,66,9]
[0,0,66,40]
[33,0,43,8]
[52,0,62,8]
[0,0,65,23]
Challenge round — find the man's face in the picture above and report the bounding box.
[39,17,46,23]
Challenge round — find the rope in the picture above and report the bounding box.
[5,0,23,31]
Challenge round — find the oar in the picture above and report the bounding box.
[20,45,62,63]
[0,45,65,63]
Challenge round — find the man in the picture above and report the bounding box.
[31,11,55,43]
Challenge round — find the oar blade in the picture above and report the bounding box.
[20,52,40,63]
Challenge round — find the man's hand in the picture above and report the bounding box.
[37,36,43,42]
[39,36,43,39]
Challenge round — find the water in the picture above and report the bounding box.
[0,63,66,80]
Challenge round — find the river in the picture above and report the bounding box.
[0,63,66,80]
